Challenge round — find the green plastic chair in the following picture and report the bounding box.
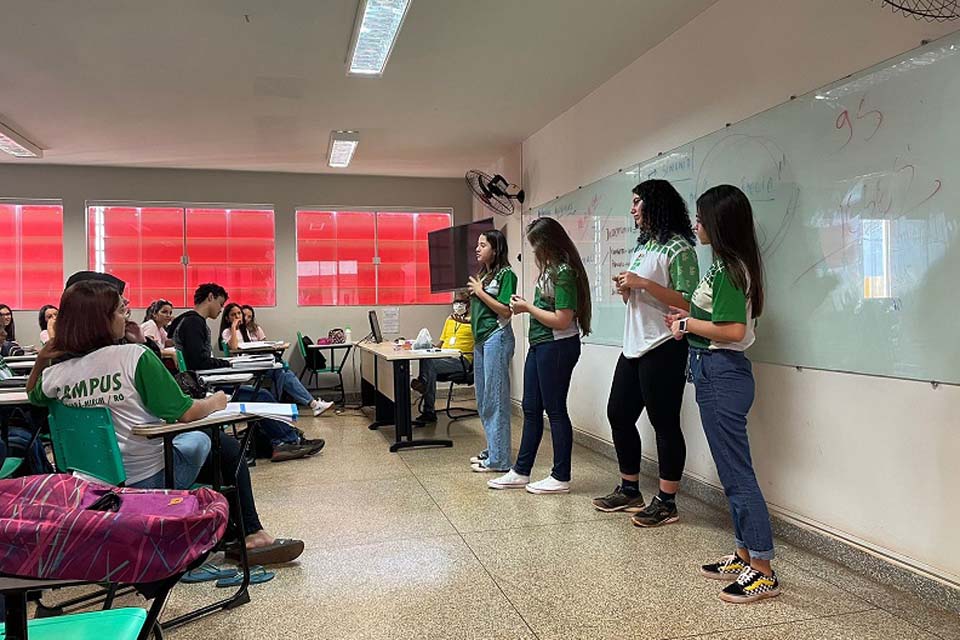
[175,350,188,373]
[0,455,24,479]
[219,338,230,357]
[47,403,126,485]
[0,607,148,640]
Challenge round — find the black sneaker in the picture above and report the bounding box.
[700,553,750,581]
[719,567,781,604]
[630,495,679,527]
[301,437,325,455]
[411,378,426,394]
[592,485,645,512]
[414,412,437,424]
[270,442,314,462]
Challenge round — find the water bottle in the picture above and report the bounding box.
[345,326,352,343]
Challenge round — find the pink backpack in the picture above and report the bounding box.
[0,474,229,583]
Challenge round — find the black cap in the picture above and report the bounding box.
[64,271,126,294]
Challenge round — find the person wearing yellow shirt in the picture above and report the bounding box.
[411,289,474,423]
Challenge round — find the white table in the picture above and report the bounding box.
[357,341,459,452]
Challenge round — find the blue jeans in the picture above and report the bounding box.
[270,368,314,406]
[230,386,300,445]
[514,336,581,482]
[417,357,467,414]
[689,347,775,560]
[473,326,515,470]
[130,431,212,489]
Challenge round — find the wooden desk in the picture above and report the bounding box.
[357,341,458,452]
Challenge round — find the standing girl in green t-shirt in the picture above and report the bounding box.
[666,184,780,604]
[466,229,517,472]
[488,217,591,494]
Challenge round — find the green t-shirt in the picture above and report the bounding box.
[30,343,195,484]
[688,259,756,351]
[528,264,580,345]
[470,266,517,344]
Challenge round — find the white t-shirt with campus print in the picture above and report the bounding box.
[29,343,193,484]
[622,235,699,358]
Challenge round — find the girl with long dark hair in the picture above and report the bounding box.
[38,304,57,344]
[593,179,700,527]
[666,184,779,603]
[220,303,333,416]
[0,304,16,342]
[466,229,517,472]
[141,299,175,347]
[488,217,591,494]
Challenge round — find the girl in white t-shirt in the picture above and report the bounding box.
[220,303,332,417]
[28,280,305,564]
[592,179,700,528]
[141,299,175,347]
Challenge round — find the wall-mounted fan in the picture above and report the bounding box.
[875,0,959,20]
[466,170,525,216]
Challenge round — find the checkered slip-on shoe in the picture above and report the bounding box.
[719,567,781,604]
[700,553,750,581]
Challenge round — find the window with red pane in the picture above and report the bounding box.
[297,211,377,306]
[0,203,63,310]
[87,206,186,307]
[296,210,451,306]
[186,208,275,306]
[87,205,275,307]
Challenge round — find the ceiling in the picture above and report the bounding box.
[0,0,717,178]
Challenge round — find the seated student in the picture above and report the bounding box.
[0,304,17,343]
[38,304,58,344]
[141,299,175,347]
[0,325,23,357]
[411,289,474,423]
[27,280,304,564]
[220,303,333,416]
[168,283,321,462]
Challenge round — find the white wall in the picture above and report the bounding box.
[521,0,960,585]
[1,164,473,392]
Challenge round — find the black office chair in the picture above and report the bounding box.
[435,354,479,423]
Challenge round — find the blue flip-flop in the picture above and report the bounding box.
[181,563,238,583]
[215,565,275,588]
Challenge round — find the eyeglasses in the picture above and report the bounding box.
[0,312,11,317]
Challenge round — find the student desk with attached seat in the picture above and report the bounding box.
[357,341,458,452]
[132,410,255,630]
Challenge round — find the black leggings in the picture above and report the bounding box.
[607,338,689,481]
[196,430,264,537]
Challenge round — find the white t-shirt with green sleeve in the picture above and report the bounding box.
[622,235,699,358]
[688,259,756,351]
[29,343,194,484]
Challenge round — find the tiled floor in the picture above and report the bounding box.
[87,407,960,639]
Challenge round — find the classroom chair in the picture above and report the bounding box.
[424,355,479,425]
[296,332,346,404]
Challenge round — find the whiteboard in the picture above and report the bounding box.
[527,34,960,384]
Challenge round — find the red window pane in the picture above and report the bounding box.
[415,212,453,304]
[186,208,275,306]
[296,211,376,306]
[0,204,64,310]
[87,206,186,307]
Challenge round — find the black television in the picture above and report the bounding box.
[427,217,495,293]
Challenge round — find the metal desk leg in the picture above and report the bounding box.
[388,359,452,452]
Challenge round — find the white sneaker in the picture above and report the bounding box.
[469,451,489,465]
[471,462,508,473]
[487,469,530,489]
[526,476,570,494]
[311,399,334,417]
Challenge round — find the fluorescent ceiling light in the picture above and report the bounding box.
[347,0,412,76]
[328,130,359,168]
[0,121,42,158]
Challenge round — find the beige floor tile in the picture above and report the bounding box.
[165,536,536,640]
[250,475,458,550]
[462,519,875,640]
[688,608,940,640]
